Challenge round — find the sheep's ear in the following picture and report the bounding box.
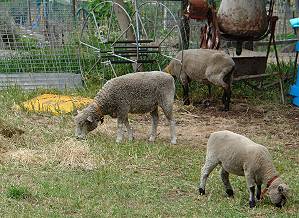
[87,115,93,122]
[278,185,284,193]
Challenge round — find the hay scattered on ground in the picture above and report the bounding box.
[1,138,96,170]
[3,149,47,166]
[51,138,96,170]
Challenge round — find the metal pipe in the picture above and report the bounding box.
[72,0,76,19]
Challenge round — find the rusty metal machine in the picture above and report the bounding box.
[218,0,276,56]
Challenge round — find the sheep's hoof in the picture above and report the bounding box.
[226,189,234,197]
[116,138,123,143]
[249,200,256,208]
[183,99,190,105]
[128,135,134,141]
[220,107,229,112]
[199,188,205,195]
[148,136,156,142]
[203,99,211,108]
[275,203,283,208]
[171,139,177,145]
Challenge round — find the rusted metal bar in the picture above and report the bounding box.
[254,39,297,46]
[233,72,280,81]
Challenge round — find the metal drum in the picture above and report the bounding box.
[217,0,268,39]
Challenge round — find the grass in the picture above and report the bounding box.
[6,185,31,200]
[0,83,298,217]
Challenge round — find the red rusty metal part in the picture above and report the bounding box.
[200,7,220,49]
[217,0,268,39]
[187,0,209,20]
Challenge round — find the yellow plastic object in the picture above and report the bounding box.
[21,94,93,115]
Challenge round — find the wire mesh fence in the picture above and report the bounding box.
[0,0,79,75]
[0,0,296,77]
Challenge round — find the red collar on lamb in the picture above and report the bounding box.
[261,175,279,200]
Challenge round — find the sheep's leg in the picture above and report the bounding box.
[116,117,124,143]
[245,171,256,208]
[180,74,190,105]
[208,84,212,98]
[149,107,159,142]
[161,106,176,144]
[123,116,134,141]
[256,184,262,200]
[199,158,219,195]
[182,83,190,105]
[221,88,231,111]
[249,186,256,208]
[202,84,212,108]
[220,167,234,197]
[222,68,233,111]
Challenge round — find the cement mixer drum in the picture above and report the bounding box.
[217,0,268,39]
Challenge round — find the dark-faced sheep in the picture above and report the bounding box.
[74,71,177,144]
[199,130,289,208]
[164,49,235,111]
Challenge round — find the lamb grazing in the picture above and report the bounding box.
[164,49,235,111]
[74,71,177,144]
[198,130,289,208]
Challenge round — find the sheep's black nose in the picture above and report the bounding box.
[76,136,86,140]
[275,203,282,208]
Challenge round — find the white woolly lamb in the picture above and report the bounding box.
[164,49,235,111]
[198,130,289,208]
[74,71,177,144]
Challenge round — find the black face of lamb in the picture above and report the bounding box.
[276,194,286,208]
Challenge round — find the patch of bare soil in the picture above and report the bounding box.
[94,100,299,148]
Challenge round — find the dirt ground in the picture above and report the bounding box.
[0,99,298,167]
[94,100,299,152]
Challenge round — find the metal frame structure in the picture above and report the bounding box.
[78,0,183,80]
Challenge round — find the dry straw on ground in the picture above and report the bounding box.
[1,138,97,170]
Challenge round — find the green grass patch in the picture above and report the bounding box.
[0,67,298,216]
[7,185,31,200]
